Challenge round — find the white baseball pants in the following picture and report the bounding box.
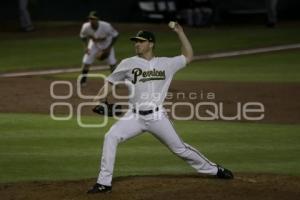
[82,45,117,65]
[97,110,218,186]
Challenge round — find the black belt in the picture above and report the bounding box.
[133,107,159,115]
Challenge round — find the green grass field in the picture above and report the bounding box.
[175,50,300,82]
[1,113,300,183]
[1,22,300,72]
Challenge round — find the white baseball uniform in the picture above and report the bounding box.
[80,21,118,65]
[97,55,218,186]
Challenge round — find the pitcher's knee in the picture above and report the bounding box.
[104,130,125,144]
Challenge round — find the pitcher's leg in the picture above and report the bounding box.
[148,115,217,175]
[97,115,143,186]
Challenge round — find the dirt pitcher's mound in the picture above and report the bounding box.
[1,174,299,200]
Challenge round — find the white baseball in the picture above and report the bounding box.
[168,21,176,29]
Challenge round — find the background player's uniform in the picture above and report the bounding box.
[96,55,218,186]
[80,20,118,66]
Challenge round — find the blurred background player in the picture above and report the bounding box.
[79,11,119,86]
[18,0,35,32]
[266,0,278,27]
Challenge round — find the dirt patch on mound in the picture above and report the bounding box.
[0,77,299,124]
[1,174,299,200]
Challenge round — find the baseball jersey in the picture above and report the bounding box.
[106,55,187,110]
[80,21,118,49]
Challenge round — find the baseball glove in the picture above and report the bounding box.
[96,49,110,60]
[92,101,122,117]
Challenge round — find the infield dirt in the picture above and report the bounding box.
[1,174,300,200]
[0,77,299,123]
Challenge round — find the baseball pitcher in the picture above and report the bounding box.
[88,22,233,194]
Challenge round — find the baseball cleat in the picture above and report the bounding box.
[87,183,112,194]
[216,165,234,179]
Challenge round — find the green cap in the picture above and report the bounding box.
[130,30,155,43]
[88,11,99,20]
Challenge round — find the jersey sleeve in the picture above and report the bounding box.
[106,60,128,83]
[169,55,187,73]
[107,24,119,38]
[79,24,88,38]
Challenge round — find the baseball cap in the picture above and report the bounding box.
[87,11,99,20]
[130,30,155,43]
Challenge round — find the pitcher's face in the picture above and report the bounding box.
[134,40,153,56]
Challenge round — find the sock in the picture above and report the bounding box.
[80,68,89,84]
